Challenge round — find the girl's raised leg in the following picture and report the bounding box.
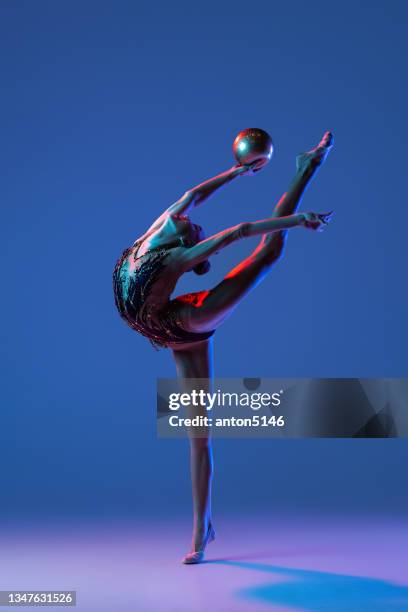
[176,132,333,332]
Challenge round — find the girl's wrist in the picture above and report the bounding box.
[296,213,305,226]
[232,164,245,176]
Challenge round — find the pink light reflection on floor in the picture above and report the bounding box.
[0,514,407,611]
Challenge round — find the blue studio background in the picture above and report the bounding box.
[1,0,407,521]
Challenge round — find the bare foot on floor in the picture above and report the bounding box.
[182,522,216,565]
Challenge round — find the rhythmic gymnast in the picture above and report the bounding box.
[113,130,334,563]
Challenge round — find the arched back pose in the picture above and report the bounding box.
[113,131,334,563]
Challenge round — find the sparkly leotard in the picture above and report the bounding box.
[113,242,215,349]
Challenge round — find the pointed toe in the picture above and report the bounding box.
[182,551,204,564]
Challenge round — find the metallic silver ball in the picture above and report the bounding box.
[233,128,274,170]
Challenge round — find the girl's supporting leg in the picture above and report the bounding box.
[171,339,214,556]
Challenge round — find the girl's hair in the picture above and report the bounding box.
[193,260,211,275]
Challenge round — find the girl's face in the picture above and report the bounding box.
[175,215,205,247]
[171,215,210,275]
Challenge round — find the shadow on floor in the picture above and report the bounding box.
[207,559,408,611]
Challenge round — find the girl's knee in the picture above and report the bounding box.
[260,232,286,265]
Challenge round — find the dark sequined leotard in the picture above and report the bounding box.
[113,243,215,349]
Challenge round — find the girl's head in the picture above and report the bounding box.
[170,215,202,246]
[170,215,211,275]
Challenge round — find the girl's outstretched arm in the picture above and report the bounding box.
[146,164,253,233]
[176,164,250,211]
[177,211,332,270]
